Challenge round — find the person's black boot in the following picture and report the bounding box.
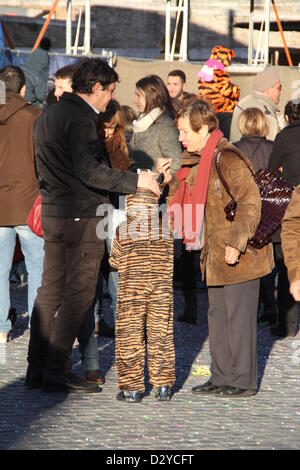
[177,290,197,324]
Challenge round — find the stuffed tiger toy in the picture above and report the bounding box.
[198,46,240,114]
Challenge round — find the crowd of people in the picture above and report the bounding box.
[0,45,300,403]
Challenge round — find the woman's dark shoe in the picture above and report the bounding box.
[215,385,257,398]
[84,370,105,385]
[116,390,143,403]
[155,386,171,401]
[191,380,224,394]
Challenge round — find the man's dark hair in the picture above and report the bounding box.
[72,58,118,94]
[55,64,78,81]
[168,69,186,83]
[0,65,26,94]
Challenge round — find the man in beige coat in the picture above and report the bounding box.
[230,67,282,142]
[0,65,43,343]
[281,185,300,303]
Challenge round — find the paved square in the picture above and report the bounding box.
[0,284,299,450]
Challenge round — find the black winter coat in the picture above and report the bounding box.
[34,93,138,218]
[268,122,300,187]
[233,136,273,172]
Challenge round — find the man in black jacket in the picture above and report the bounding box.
[26,58,160,393]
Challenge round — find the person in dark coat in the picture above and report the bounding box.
[234,107,276,326]
[268,100,300,338]
[234,107,274,172]
[25,59,161,394]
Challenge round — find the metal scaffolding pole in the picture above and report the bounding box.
[84,0,91,54]
[248,0,270,66]
[165,0,189,62]
[66,0,91,55]
[264,0,270,65]
[66,0,72,55]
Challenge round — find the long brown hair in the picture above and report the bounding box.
[136,74,175,117]
[98,100,131,170]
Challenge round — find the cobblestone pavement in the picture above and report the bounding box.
[1,282,300,450]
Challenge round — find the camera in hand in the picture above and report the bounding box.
[156,173,165,185]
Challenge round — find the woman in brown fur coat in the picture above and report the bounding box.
[170,99,273,398]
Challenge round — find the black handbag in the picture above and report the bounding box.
[215,149,295,249]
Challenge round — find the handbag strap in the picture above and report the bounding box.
[215,146,255,201]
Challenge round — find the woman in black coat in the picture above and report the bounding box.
[233,107,276,326]
[233,107,273,172]
[268,100,300,338]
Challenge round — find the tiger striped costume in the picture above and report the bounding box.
[110,188,175,392]
[198,46,240,113]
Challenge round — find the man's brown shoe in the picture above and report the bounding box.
[84,370,105,385]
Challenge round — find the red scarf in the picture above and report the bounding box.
[168,129,223,250]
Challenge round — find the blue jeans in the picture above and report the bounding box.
[79,208,124,369]
[108,270,118,323]
[0,226,44,333]
[93,270,103,324]
[105,208,124,323]
[78,272,103,372]
[78,304,99,372]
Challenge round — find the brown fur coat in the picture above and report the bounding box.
[169,139,274,286]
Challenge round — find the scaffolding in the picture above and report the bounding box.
[165,0,189,62]
[248,0,270,66]
[66,0,91,55]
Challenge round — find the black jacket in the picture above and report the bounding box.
[268,122,300,187]
[233,136,273,172]
[34,93,138,218]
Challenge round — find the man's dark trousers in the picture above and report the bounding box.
[28,216,104,376]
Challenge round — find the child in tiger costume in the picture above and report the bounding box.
[109,187,175,403]
[198,46,240,114]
